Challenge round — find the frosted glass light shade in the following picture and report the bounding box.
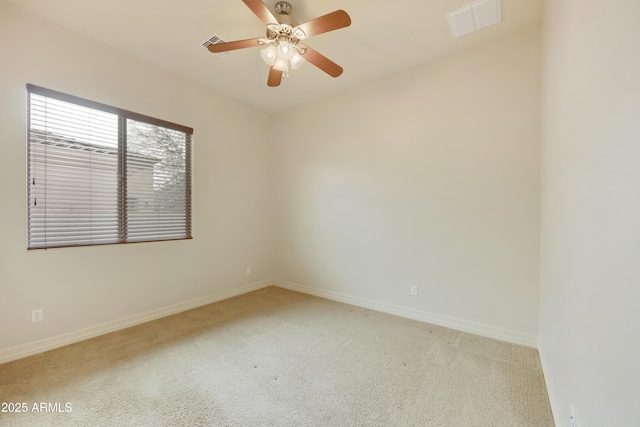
[260,45,277,66]
[278,41,294,60]
[290,51,305,70]
[273,57,288,72]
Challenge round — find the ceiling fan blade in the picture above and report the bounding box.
[267,67,283,87]
[207,38,262,53]
[300,46,343,78]
[295,10,351,38]
[242,0,278,25]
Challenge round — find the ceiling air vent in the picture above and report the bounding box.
[446,0,501,39]
[201,33,231,58]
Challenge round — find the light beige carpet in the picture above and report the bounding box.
[0,287,554,426]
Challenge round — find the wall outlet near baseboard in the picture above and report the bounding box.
[410,285,418,296]
[32,309,43,323]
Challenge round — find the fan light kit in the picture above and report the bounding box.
[207,0,351,87]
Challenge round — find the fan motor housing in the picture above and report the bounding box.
[274,1,292,15]
[274,1,299,26]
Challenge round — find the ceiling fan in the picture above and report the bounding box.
[207,0,351,87]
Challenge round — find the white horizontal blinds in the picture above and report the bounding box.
[27,84,193,249]
[125,119,191,242]
[28,92,120,248]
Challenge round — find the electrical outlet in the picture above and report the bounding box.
[410,285,418,296]
[246,266,251,275]
[32,309,43,323]
[570,405,576,427]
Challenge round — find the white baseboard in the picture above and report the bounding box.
[1,279,539,364]
[274,280,539,348]
[0,280,273,364]
[538,340,563,427]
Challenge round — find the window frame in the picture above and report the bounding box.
[26,84,193,250]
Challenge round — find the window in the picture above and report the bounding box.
[27,84,192,249]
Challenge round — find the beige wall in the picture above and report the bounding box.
[0,2,273,352]
[273,30,541,338]
[7,0,639,422]
[1,1,542,360]
[540,0,640,426]
[2,0,542,374]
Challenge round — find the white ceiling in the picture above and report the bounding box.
[6,0,543,113]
